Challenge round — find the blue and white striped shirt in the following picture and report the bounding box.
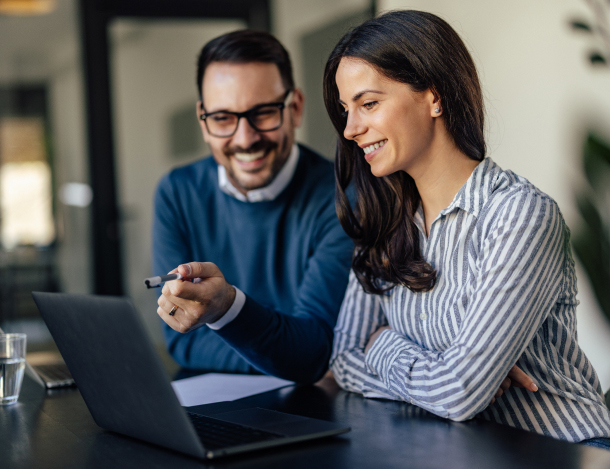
[330,158,610,442]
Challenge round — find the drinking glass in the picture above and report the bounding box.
[0,333,27,405]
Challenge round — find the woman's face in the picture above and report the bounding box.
[335,58,439,178]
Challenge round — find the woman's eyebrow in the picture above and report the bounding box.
[338,89,386,105]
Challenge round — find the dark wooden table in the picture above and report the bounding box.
[3,373,610,469]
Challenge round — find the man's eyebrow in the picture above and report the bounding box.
[338,89,386,105]
[204,92,288,113]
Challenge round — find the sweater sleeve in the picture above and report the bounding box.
[332,192,566,420]
[153,172,259,374]
[214,200,354,383]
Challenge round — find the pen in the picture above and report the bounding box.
[144,273,183,289]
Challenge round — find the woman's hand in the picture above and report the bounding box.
[365,325,391,354]
[490,365,538,404]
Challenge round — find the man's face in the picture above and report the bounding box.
[199,62,304,194]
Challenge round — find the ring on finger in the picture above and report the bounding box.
[169,305,178,316]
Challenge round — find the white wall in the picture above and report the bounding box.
[272,0,371,143]
[379,0,610,389]
[110,19,245,344]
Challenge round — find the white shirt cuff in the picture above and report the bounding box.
[207,287,246,330]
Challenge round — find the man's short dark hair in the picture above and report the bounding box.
[196,30,295,100]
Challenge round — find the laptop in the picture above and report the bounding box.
[29,359,76,389]
[31,292,350,460]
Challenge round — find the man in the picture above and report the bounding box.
[153,30,353,384]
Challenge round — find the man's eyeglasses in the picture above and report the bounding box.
[199,90,293,138]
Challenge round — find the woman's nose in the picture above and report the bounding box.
[343,112,365,141]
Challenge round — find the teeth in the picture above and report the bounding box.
[363,139,387,154]
[233,151,265,162]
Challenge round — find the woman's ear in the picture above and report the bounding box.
[429,88,442,117]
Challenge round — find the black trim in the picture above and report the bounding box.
[78,0,270,294]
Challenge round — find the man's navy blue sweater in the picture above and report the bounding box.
[152,145,353,383]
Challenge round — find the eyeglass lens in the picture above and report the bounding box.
[206,106,283,137]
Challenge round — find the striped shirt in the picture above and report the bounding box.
[330,158,610,442]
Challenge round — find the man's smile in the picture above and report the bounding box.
[233,150,266,162]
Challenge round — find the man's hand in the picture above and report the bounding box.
[157,262,236,333]
[364,325,391,354]
[490,365,538,404]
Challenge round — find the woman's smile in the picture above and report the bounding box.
[361,139,388,161]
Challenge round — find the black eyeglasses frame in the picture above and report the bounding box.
[199,90,293,138]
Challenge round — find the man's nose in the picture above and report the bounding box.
[231,116,261,148]
[343,112,366,141]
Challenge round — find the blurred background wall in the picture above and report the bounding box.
[0,0,90,346]
[0,0,609,389]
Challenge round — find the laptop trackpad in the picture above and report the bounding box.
[211,408,312,435]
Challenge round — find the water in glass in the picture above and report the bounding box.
[0,357,25,405]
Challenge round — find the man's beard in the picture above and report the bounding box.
[224,136,290,192]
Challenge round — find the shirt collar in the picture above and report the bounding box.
[439,157,501,219]
[218,144,300,203]
[414,158,501,234]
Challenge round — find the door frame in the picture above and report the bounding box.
[79,0,270,294]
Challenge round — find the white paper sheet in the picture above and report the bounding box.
[171,373,294,407]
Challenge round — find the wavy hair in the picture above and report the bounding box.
[323,10,486,294]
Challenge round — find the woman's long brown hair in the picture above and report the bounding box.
[324,10,486,294]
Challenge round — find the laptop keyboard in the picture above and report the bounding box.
[187,412,285,449]
[32,363,75,388]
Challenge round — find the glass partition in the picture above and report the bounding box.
[109,19,245,343]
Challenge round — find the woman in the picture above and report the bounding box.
[324,10,610,447]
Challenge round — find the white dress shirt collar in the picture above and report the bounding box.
[218,144,300,202]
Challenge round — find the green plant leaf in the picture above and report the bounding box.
[574,134,610,325]
[570,20,593,32]
[573,196,610,323]
[583,134,610,190]
[589,52,607,64]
